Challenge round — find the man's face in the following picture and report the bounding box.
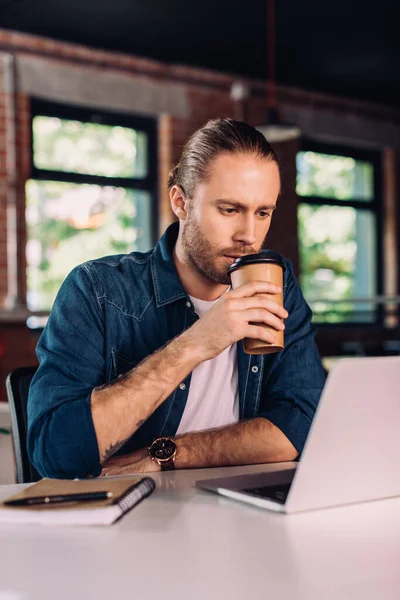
[181,152,281,285]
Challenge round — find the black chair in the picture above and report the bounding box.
[5,366,41,483]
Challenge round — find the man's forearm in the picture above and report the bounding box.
[99,417,299,477]
[91,329,203,462]
[173,417,299,469]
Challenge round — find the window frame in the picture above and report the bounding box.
[297,138,383,327]
[30,97,159,245]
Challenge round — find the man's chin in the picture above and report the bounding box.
[200,268,230,286]
[210,271,231,285]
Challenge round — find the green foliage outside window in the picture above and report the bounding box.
[27,115,152,312]
[296,151,373,201]
[26,181,151,311]
[297,151,376,323]
[33,116,148,178]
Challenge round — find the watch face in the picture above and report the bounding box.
[150,438,176,462]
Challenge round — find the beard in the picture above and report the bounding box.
[181,211,266,285]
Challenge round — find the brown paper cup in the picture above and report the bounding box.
[229,255,284,355]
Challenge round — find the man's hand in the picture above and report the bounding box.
[184,280,288,361]
[100,447,160,477]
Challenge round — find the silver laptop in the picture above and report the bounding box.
[196,356,400,513]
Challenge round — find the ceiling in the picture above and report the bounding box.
[0,0,399,108]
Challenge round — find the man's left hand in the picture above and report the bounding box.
[100,447,160,476]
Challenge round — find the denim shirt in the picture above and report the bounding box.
[27,222,326,479]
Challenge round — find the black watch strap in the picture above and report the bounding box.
[160,458,175,471]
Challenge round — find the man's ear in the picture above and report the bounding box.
[170,185,188,220]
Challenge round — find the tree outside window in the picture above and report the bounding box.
[26,100,157,312]
[296,144,381,324]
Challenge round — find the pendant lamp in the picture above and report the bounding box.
[257,0,300,143]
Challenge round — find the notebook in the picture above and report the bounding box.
[0,476,155,526]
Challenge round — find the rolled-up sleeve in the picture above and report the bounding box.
[257,260,326,454]
[27,264,105,479]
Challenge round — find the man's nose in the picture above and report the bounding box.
[233,215,257,246]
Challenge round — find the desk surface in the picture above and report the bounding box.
[0,462,399,600]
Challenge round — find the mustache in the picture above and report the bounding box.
[219,248,258,257]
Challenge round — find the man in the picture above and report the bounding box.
[27,118,325,479]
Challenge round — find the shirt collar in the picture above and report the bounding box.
[150,222,188,307]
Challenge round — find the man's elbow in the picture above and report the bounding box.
[278,445,299,462]
[27,418,101,480]
[259,418,300,462]
[267,437,299,463]
[28,435,83,479]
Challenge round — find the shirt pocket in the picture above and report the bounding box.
[110,349,138,380]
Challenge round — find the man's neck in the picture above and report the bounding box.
[173,240,229,302]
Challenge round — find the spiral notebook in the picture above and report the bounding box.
[0,476,155,526]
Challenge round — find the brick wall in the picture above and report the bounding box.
[0,56,8,305]
[0,30,399,401]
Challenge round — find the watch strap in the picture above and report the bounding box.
[160,458,175,471]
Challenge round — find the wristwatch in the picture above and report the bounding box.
[149,437,177,471]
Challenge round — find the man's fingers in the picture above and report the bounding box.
[228,295,288,320]
[230,280,282,298]
[244,309,285,331]
[247,324,278,344]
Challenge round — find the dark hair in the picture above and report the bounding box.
[168,118,279,197]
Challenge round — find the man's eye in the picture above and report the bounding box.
[221,208,237,215]
[259,211,272,219]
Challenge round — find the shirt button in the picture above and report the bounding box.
[186,301,191,308]
[179,383,186,390]
[251,366,259,373]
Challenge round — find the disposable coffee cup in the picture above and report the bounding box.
[228,251,285,355]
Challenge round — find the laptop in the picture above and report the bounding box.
[196,356,400,513]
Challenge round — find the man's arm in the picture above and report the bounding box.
[91,332,203,463]
[254,260,326,455]
[175,417,298,467]
[100,417,298,476]
[91,279,287,463]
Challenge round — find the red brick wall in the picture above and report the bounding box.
[16,95,30,304]
[0,57,8,305]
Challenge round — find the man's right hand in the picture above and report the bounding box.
[185,281,289,361]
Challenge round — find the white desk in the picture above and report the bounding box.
[0,462,399,600]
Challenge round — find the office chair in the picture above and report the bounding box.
[5,366,41,483]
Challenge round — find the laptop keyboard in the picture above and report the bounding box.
[242,483,291,504]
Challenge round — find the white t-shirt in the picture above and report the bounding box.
[176,294,239,435]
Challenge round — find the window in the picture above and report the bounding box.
[26,99,157,311]
[297,141,382,324]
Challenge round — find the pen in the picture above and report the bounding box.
[4,491,113,506]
